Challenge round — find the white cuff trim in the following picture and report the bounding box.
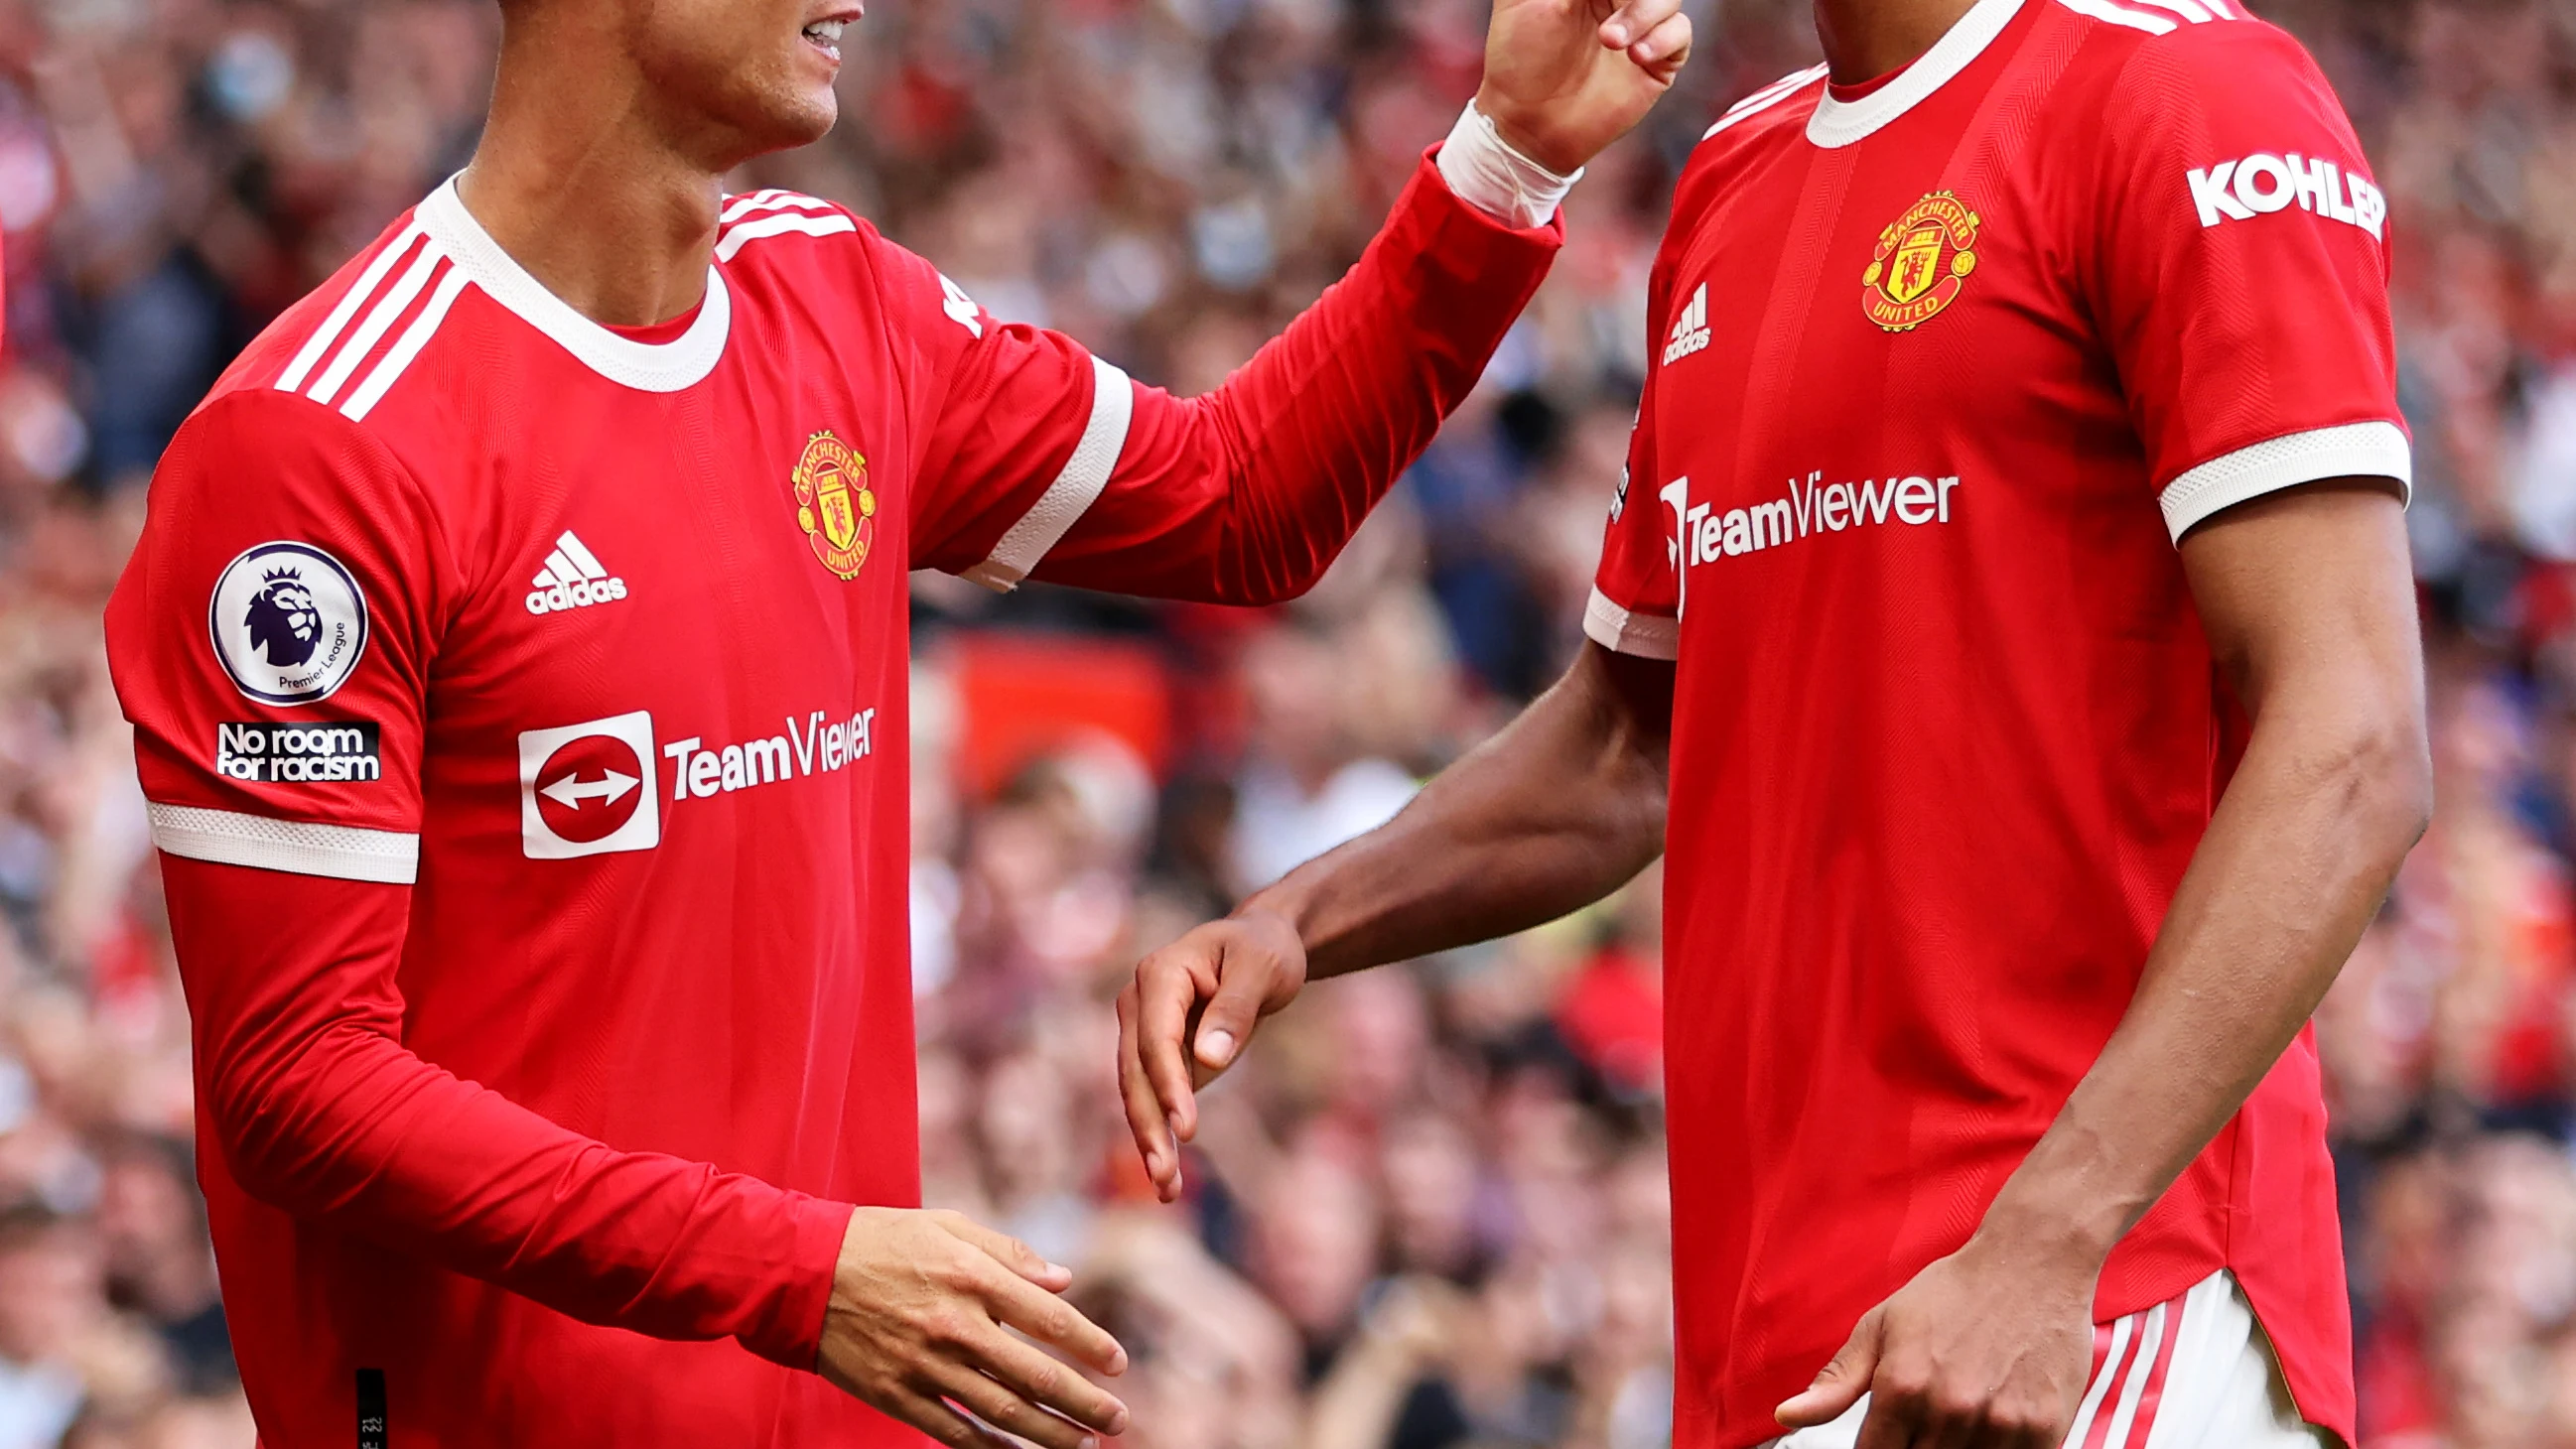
[2158,421,2412,542]
[1582,587,1680,661]
[1435,104,1582,230]
[963,355,1136,593]
[148,803,419,884]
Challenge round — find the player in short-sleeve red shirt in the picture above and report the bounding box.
[1123,0,2427,1445]
[101,0,1700,1445]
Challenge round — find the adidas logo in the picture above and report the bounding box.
[1662,282,1710,366]
[524,531,629,615]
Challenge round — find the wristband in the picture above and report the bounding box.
[1434,102,1582,229]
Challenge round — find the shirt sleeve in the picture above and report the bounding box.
[2090,21,2409,543]
[895,148,1563,603]
[1584,264,1682,661]
[104,392,849,1371]
[108,388,443,878]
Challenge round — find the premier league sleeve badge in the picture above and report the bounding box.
[207,541,371,706]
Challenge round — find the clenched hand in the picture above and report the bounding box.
[1477,0,1696,175]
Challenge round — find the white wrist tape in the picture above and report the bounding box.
[1434,102,1582,229]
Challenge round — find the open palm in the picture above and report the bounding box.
[1478,0,1695,174]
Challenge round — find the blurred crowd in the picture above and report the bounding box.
[0,0,2561,1444]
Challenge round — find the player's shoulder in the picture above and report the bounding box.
[1674,65,1830,216]
[711,188,978,334]
[207,205,440,417]
[711,188,871,272]
[203,185,513,468]
[154,386,426,535]
[1691,66,1832,167]
[2033,0,2344,118]
[713,187,930,300]
[164,206,443,509]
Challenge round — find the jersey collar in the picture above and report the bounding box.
[417,177,732,392]
[1805,0,2028,149]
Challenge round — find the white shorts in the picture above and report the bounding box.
[1761,1269,2331,1449]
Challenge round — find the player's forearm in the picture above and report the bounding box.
[1036,150,1560,605]
[1197,156,1558,603]
[1982,704,2424,1262]
[165,858,849,1368]
[1977,502,2428,1266]
[1245,644,1672,979]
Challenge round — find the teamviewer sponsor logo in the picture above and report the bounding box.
[523,531,628,615]
[517,711,659,859]
[2187,152,2385,239]
[214,721,382,783]
[1660,469,1963,613]
[660,708,876,800]
[516,703,879,857]
[1662,283,1710,366]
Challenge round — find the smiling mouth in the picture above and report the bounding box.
[801,16,851,62]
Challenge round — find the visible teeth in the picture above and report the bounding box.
[804,19,844,41]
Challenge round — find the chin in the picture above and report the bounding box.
[753,84,839,151]
[787,92,839,144]
[711,97,835,164]
[698,60,840,162]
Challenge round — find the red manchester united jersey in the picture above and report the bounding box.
[108,156,1557,1447]
[1585,1,2404,1444]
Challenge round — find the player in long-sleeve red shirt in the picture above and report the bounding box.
[101,1,1695,1445]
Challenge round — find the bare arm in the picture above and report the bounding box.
[1117,642,1674,1198]
[1780,480,2430,1448]
[1269,642,1673,975]
[1988,482,2428,1270]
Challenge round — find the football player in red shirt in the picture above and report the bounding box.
[102,1,1695,1446]
[1119,0,2427,1444]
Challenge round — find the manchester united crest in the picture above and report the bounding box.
[1862,192,1980,332]
[791,431,876,580]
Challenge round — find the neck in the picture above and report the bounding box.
[457,8,729,328]
[1813,0,1984,85]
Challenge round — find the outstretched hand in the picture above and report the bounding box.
[1477,0,1695,175]
[1116,909,1309,1202]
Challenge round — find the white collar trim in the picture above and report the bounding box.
[417,177,731,392]
[1806,0,2028,149]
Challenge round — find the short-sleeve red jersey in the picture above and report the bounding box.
[1586,2,2404,1444]
[107,157,1556,1447]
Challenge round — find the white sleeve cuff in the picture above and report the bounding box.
[1582,587,1680,660]
[1435,104,1582,230]
[2158,421,2411,542]
[148,802,420,884]
[962,355,1137,593]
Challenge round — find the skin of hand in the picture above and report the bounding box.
[1770,1236,2097,1449]
[1118,645,1674,1201]
[819,1208,1132,1449]
[1116,911,1308,1198]
[1774,482,2429,1448]
[1475,0,1696,175]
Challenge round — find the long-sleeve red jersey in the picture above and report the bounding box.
[105,150,1558,1447]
